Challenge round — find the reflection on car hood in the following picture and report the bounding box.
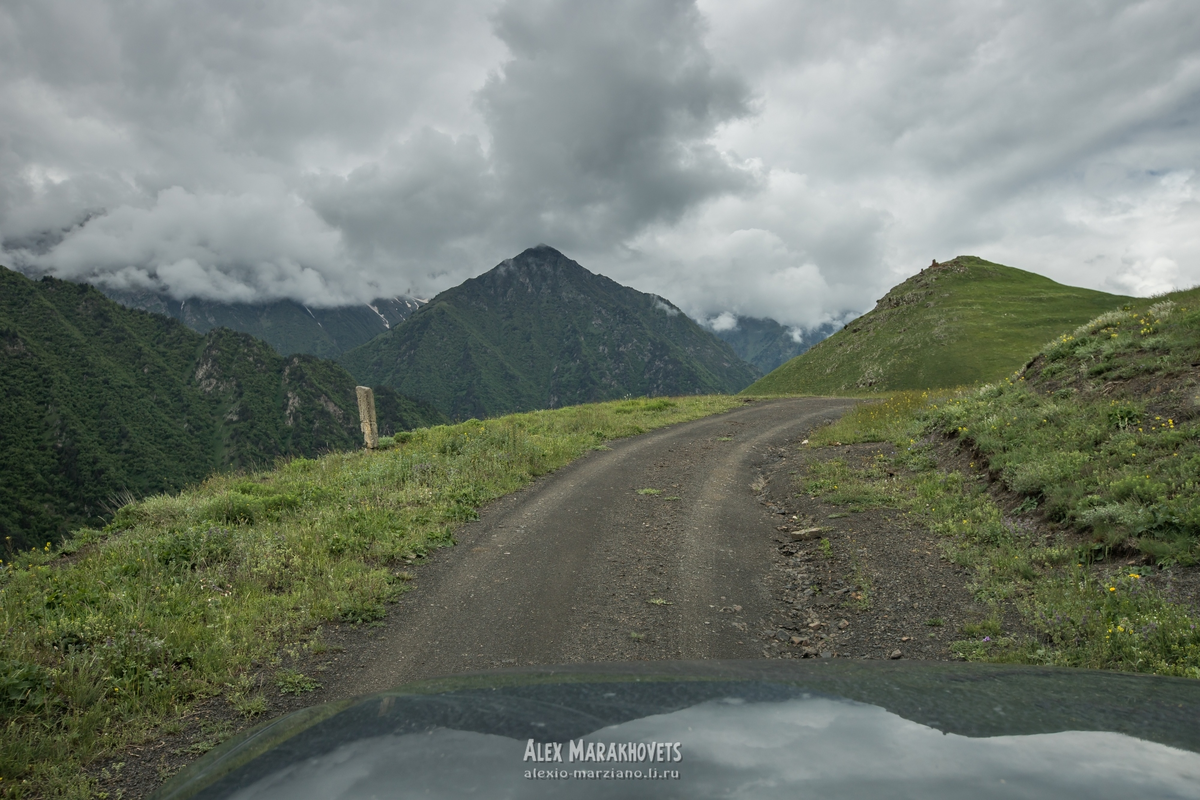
[153,660,1200,799]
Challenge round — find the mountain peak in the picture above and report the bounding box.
[477,246,605,298]
[496,244,581,272]
[340,250,758,419]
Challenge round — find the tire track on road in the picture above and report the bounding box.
[327,397,855,699]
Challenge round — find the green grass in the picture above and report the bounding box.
[744,256,1132,396]
[794,292,1199,678]
[929,292,1200,565]
[0,394,740,798]
[800,426,1200,677]
[274,669,321,695]
[807,390,943,448]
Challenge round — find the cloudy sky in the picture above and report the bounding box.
[2,0,1198,330]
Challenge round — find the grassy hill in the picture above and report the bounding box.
[340,246,759,419]
[0,267,445,549]
[933,284,1200,563]
[795,286,1198,675]
[745,256,1133,395]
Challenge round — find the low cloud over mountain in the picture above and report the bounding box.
[3,1,1197,329]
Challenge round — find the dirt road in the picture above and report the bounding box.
[324,397,856,698]
[109,396,1030,797]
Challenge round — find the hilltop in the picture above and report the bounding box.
[745,256,1133,395]
[339,246,759,419]
[0,267,445,549]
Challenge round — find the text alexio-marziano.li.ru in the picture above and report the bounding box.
[524,740,683,764]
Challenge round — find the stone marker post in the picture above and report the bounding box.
[356,386,379,449]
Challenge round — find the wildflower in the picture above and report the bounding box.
[982,636,991,642]
[1129,574,1140,579]
[1108,587,1116,592]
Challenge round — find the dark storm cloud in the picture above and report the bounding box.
[479,0,757,245]
[307,130,497,270]
[617,0,1200,326]
[2,0,756,304]
[1,0,1197,322]
[0,0,508,304]
[306,0,759,286]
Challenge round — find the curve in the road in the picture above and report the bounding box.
[329,397,855,699]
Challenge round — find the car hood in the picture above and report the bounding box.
[152,660,1200,799]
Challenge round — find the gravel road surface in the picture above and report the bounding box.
[325,397,855,698]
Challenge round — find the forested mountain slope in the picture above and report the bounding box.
[340,246,759,419]
[101,288,422,359]
[0,267,443,548]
